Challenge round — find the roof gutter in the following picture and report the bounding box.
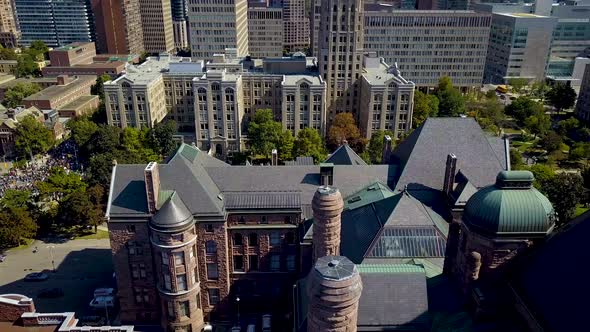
[104,164,117,220]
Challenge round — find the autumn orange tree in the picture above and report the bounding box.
[327,113,367,152]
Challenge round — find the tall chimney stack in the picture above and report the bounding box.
[271,149,278,166]
[144,162,160,214]
[443,154,457,197]
[307,255,363,332]
[312,186,344,263]
[382,135,392,164]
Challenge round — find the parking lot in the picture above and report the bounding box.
[0,238,114,319]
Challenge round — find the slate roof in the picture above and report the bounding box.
[357,264,431,331]
[224,191,301,210]
[325,144,367,165]
[284,156,314,166]
[509,211,590,332]
[151,191,194,231]
[391,118,507,192]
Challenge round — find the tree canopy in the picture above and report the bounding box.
[248,109,284,158]
[542,173,585,225]
[436,76,465,117]
[293,128,327,164]
[412,91,439,128]
[366,130,394,164]
[67,116,99,147]
[150,120,178,156]
[539,131,563,153]
[0,206,37,248]
[327,112,365,151]
[2,82,41,108]
[546,83,577,113]
[14,115,55,159]
[505,96,545,125]
[507,78,528,93]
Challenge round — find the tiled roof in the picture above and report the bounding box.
[284,156,314,166]
[224,191,301,210]
[357,263,425,274]
[392,118,507,192]
[325,144,367,165]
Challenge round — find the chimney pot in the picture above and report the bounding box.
[144,162,160,213]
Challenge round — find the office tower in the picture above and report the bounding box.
[248,5,283,58]
[91,0,144,54]
[416,0,437,9]
[437,0,470,10]
[14,0,94,47]
[171,0,188,50]
[484,12,557,84]
[0,0,19,47]
[188,0,249,60]
[282,0,309,53]
[139,0,175,53]
[309,0,320,56]
[576,64,590,121]
[363,6,491,90]
[318,0,365,123]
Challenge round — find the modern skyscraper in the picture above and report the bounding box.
[171,0,188,50]
[248,5,284,58]
[309,0,321,56]
[91,0,144,54]
[318,0,365,123]
[188,0,249,60]
[0,0,19,47]
[282,0,309,53]
[139,0,175,53]
[14,0,95,47]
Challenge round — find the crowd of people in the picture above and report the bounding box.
[0,140,82,197]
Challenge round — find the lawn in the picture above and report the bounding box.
[11,238,35,250]
[575,205,589,218]
[74,229,109,240]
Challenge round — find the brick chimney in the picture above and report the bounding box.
[382,135,392,164]
[144,162,160,214]
[307,256,363,332]
[271,149,278,166]
[443,153,457,197]
[319,163,334,186]
[312,186,344,263]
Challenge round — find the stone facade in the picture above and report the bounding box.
[0,294,35,322]
[311,187,344,262]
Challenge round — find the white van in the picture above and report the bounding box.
[262,314,271,332]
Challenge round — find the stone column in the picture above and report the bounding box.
[312,186,344,263]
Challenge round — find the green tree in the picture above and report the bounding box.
[0,207,37,248]
[507,78,528,93]
[37,167,86,201]
[15,54,40,77]
[248,109,284,158]
[91,74,112,100]
[2,82,41,108]
[57,190,103,232]
[539,131,563,153]
[293,128,327,164]
[0,189,32,210]
[531,81,549,100]
[556,117,580,137]
[84,125,122,156]
[367,130,394,164]
[14,115,55,159]
[87,152,118,187]
[27,40,49,59]
[524,113,550,138]
[542,173,585,225]
[546,83,577,114]
[505,96,545,124]
[150,120,178,157]
[528,164,555,189]
[569,143,590,162]
[412,91,439,128]
[122,127,159,161]
[436,77,465,117]
[327,112,365,151]
[67,116,99,147]
[510,149,524,169]
[277,130,294,161]
[0,46,17,60]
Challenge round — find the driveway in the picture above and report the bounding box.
[0,238,114,318]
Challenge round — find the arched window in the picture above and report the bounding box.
[233,233,243,246]
[205,240,217,254]
[300,82,309,90]
[285,232,295,245]
[248,233,258,246]
[211,83,220,91]
[225,88,234,94]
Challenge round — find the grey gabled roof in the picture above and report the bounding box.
[151,191,194,231]
[224,191,301,210]
[325,144,367,165]
[391,118,506,192]
[107,165,149,216]
[285,156,314,166]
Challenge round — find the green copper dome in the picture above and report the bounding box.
[463,171,556,237]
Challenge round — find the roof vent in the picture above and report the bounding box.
[495,171,534,189]
[348,196,361,204]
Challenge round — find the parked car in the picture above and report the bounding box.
[89,296,115,309]
[38,288,64,298]
[24,272,49,281]
[79,316,106,326]
[93,288,115,298]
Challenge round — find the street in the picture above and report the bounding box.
[0,238,114,318]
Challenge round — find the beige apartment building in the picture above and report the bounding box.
[0,0,18,46]
[188,0,249,60]
[363,7,492,90]
[359,55,415,139]
[105,60,169,128]
[282,0,309,52]
[139,0,175,53]
[247,6,283,58]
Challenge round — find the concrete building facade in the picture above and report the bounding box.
[14,0,94,47]
[247,6,283,58]
[282,0,309,53]
[171,0,189,50]
[188,0,249,60]
[48,42,96,67]
[576,64,590,122]
[91,0,144,54]
[483,12,557,84]
[139,0,175,53]
[0,0,18,47]
[363,7,491,90]
[22,75,96,110]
